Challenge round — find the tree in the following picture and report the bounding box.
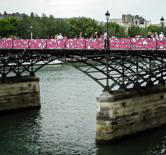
[68,17,100,38]
[106,22,125,37]
[1,11,163,39]
[128,26,141,37]
[0,17,18,38]
[147,25,160,34]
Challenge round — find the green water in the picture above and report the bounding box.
[0,65,166,155]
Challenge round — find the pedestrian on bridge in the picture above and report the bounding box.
[159,32,165,40]
[57,33,64,40]
[147,32,153,38]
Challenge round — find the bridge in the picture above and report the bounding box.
[1,38,166,143]
[1,38,166,90]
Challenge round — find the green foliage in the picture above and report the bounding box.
[0,12,164,39]
[0,17,18,37]
[16,17,32,38]
[147,25,160,34]
[128,26,141,37]
[107,22,126,37]
[67,17,100,38]
[128,25,163,38]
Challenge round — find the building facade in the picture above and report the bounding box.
[110,14,151,28]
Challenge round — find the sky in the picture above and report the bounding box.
[0,0,165,24]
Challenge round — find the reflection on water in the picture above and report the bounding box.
[0,64,166,155]
[97,127,166,155]
[0,110,42,155]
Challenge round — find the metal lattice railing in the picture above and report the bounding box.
[0,38,166,50]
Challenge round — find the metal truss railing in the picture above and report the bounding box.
[1,48,166,91]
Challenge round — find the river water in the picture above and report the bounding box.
[1,64,166,155]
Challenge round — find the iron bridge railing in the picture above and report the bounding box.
[0,38,166,50]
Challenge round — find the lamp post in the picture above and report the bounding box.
[105,11,110,92]
[160,16,165,32]
[30,26,33,39]
[105,11,110,49]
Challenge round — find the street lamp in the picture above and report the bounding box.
[30,26,33,39]
[105,11,110,49]
[160,16,165,32]
[105,11,110,92]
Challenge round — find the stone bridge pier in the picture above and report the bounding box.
[0,76,40,112]
[96,85,166,143]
